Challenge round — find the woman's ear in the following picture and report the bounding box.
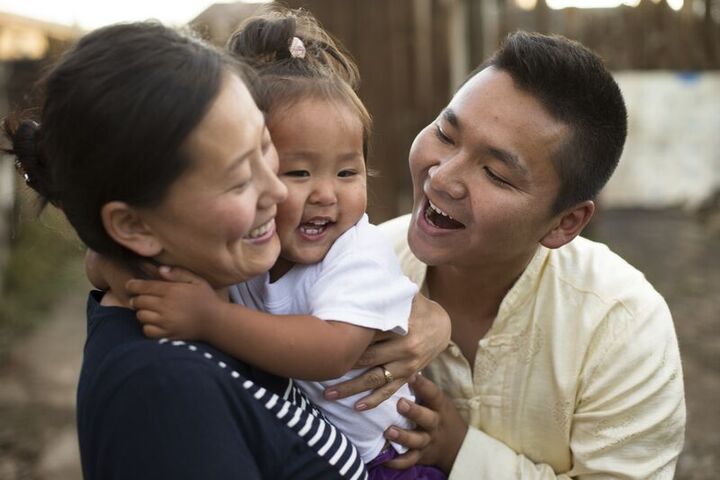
[540,200,595,250]
[101,201,163,257]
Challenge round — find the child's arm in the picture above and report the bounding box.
[126,266,375,381]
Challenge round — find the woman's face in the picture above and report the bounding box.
[138,74,287,288]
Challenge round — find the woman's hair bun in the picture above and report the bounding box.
[3,117,53,203]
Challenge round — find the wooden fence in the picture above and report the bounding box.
[280,0,720,221]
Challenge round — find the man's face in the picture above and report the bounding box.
[407,67,570,271]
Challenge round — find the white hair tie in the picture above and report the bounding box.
[289,36,306,59]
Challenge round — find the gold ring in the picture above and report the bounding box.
[381,366,394,384]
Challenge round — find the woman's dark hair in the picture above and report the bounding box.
[227,7,372,160]
[3,22,252,273]
[476,31,628,214]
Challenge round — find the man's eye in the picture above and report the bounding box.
[483,167,511,188]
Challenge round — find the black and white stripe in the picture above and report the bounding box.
[163,340,368,480]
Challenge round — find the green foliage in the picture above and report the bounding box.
[0,188,85,360]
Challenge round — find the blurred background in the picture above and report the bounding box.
[0,0,717,478]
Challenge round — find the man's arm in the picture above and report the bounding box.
[389,296,685,479]
[451,296,685,479]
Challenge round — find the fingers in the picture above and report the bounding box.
[157,265,203,284]
[354,378,407,410]
[136,308,161,324]
[395,397,439,432]
[409,374,445,411]
[382,449,421,470]
[126,279,174,297]
[384,424,431,450]
[142,323,168,339]
[129,294,164,312]
[355,340,401,369]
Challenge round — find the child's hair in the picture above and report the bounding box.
[227,7,372,160]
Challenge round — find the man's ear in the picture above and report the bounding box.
[540,200,595,249]
[100,201,163,257]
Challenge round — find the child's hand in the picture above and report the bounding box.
[125,266,224,341]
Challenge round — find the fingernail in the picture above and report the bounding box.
[325,389,339,400]
[385,427,399,440]
[159,265,171,274]
[398,398,410,414]
[356,402,367,411]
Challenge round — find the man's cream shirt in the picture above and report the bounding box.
[381,214,685,479]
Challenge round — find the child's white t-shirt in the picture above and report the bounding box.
[230,214,418,463]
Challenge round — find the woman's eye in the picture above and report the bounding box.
[233,179,251,192]
[483,167,511,188]
[434,124,454,145]
[338,170,357,178]
[283,170,310,178]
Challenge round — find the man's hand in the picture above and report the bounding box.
[126,266,225,341]
[383,374,467,474]
[323,294,450,410]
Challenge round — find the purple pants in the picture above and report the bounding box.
[367,447,446,480]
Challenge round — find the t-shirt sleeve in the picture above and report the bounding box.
[309,240,418,335]
[88,359,265,480]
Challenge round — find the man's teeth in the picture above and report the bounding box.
[246,220,273,239]
[428,200,455,220]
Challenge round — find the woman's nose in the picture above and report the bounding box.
[309,179,337,206]
[428,158,468,200]
[258,149,287,209]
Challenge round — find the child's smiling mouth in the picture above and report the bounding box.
[298,217,335,239]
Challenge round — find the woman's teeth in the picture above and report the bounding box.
[245,219,273,239]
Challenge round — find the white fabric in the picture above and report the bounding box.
[381,214,685,480]
[231,214,418,463]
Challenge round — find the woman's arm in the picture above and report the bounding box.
[126,267,375,381]
[323,293,450,409]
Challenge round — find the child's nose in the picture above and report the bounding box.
[309,180,337,206]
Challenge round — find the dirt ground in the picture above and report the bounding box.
[0,208,717,479]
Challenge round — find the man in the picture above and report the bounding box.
[333,31,685,478]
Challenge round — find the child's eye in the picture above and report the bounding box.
[338,170,357,178]
[283,170,310,178]
[434,124,454,145]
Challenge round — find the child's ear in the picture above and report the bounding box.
[540,200,595,250]
[101,201,163,257]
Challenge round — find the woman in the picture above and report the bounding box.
[4,22,448,479]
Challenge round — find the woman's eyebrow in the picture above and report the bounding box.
[441,108,459,129]
[224,151,252,173]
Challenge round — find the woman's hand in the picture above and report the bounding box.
[323,293,450,410]
[126,266,224,340]
[383,375,467,474]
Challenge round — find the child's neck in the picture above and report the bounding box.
[269,257,295,283]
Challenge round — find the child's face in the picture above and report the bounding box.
[268,97,367,266]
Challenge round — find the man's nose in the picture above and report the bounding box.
[427,157,468,200]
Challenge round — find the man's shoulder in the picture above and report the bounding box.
[549,236,667,316]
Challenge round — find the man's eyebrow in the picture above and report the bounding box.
[441,108,460,129]
[485,146,527,175]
